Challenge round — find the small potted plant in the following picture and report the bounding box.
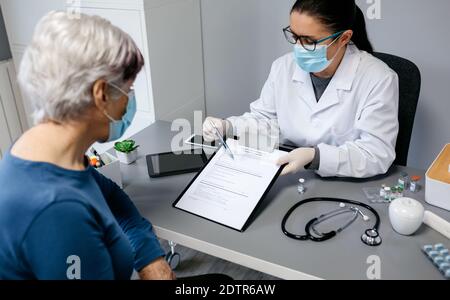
[114,140,139,165]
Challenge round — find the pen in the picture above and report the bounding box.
[208,120,235,160]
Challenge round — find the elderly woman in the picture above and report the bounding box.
[0,11,174,280]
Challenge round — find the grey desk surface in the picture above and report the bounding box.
[119,121,450,280]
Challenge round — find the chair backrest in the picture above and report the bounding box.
[373,52,421,166]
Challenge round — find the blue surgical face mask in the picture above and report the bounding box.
[102,83,137,143]
[293,35,342,73]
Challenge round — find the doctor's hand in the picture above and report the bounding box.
[277,148,316,176]
[202,117,232,142]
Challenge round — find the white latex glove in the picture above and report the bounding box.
[276,148,316,176]
[202,117,232,142]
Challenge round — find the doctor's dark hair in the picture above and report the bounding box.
[291,0,374,53]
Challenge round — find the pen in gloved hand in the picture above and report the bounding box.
[208,120,235,160]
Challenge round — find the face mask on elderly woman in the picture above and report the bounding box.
[101,83,137,142]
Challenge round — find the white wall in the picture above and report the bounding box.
[201,0,450,170]
[144,0,205,123]
[359,0,450,170]
[201,0,292,118]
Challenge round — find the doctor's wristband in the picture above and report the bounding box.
[305,146,320,171]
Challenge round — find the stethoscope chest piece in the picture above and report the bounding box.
[361,229,382,246]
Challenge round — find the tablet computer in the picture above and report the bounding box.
[185,134,240,150]
[146,150,208,178]
[277,143,297,152]
[185,134,218,150]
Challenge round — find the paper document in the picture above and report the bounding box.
[174,139,287,231]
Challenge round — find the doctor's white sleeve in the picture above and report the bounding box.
[227,61,279,138]
[317,72,400,178]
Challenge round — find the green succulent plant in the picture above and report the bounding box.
[114,140,139,154]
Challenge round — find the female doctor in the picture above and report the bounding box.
[203,0,399,178]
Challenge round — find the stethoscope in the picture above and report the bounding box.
[282,198,382,246]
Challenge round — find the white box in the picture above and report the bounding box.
[426,144,450,211]
[95,152,123,188]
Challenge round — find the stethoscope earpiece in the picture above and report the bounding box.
[355,208,371,222]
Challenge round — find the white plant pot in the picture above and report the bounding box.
[115,149,138,165]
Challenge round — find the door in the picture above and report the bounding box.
[0,60,27,158]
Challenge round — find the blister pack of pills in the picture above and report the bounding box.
[422,243,450,279]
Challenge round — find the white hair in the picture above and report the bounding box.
[18,11,144,124]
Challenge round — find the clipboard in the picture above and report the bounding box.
[173,140,286,232]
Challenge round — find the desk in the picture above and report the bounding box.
[119,121,450,280]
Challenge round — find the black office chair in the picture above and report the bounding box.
[373,52,421,167]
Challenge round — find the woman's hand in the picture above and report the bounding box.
[277,148,316,176]
[139,257,176,280]
[202,117,232,142]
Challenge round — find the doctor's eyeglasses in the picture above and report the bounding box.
[283,26,344,51]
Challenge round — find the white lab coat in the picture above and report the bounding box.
[228,44,399,178]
